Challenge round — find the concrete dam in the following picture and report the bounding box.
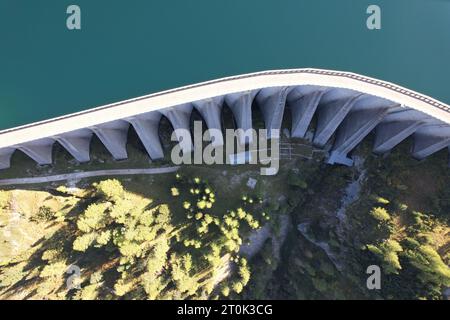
[1,68,450,170]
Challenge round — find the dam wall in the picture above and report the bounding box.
[1,69,449,169]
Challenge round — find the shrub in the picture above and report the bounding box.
[95,179,124,200]
[232,281,243,294]
[35,206,55,222]
[370,207,390,221]
[221,285,230,297]
[171,188,180,196]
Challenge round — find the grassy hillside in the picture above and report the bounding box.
[0,138,449,300]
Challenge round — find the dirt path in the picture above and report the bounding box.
[1,192,40,258]
[0,167,180,186]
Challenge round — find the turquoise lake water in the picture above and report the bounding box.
[0,0,449,130]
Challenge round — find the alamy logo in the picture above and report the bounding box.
[366,265,381,290]
[66,5,81,30]
[66,264,81,290]
[170,121,280,176]
[366,5,381,30]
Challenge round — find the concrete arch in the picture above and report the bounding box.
[225,90,259,145]
[126,112,164,161]
[255,87,290,139]
[286,86,326,139]
[53,129,93,163]
[89,120,130,160]
[192,96,224,146]
[159,104,193,154]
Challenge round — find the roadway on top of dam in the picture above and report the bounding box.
[1,0,450,131]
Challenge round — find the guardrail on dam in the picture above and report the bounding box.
[1,68,450,169]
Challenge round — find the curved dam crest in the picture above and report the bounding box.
[0,68,450,170]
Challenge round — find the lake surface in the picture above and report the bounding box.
[1,0,449,130]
